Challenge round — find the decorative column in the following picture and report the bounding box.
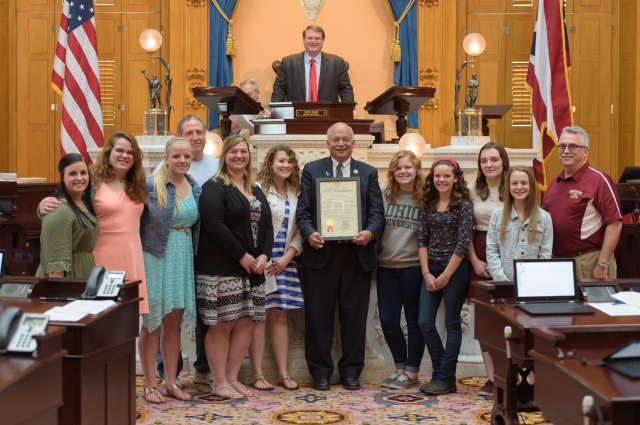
[418,0,459,147]
[167,0,209,129]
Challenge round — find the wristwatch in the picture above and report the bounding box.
[596,260,609,270]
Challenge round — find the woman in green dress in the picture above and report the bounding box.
[37,153,100,278]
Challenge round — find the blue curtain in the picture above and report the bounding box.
[388,0,418,129]
[208,0,238,129]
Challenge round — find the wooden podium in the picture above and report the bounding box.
[474,104,512,137]
[255,101,373,135]
[364,86,435,138]
[192,86,264,138]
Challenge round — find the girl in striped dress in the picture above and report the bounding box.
[249,145,304,391]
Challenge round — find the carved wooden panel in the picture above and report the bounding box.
[0,0,9,171]
[466,13,506,144]
[617,2,638,174]
[504,13,536,149]
[571,0,611,14]
[569,13,612,174]
[507,0,537,13]
[121,12,161,134]
[468,0,505,14]
[123,0,161,13]
[95,13,121,140]
[16,0,58,12]
[16,12,56,179]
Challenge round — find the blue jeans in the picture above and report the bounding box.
[418,259,470,386]
[376,266,425,372]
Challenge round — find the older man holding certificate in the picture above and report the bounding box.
[297,122,385,391]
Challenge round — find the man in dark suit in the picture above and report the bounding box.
[271,25,354,103]
[296,122,385,391]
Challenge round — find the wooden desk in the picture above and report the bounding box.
[0,322,66,425]
[530,326,640,425]
[0,277,141,425]
[472,279,640,425]
[473,279,640,305]
[0,181,57,276]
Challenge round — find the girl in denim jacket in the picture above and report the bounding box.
[486,166,553,281]
[138,138,201,403]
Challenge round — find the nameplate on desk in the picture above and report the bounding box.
[296,110,327,117]
[0,282,36,298]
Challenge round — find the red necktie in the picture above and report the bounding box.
[308,58,318,102]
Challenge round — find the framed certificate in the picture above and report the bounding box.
[316,177,362,241]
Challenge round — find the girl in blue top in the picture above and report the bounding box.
[486,166,553,281]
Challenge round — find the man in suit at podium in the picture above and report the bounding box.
[271,25,354,103]
[296,122,385,391]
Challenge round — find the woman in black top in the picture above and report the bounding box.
[195,135,273,400]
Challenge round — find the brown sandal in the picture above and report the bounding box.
[250,374,274,391]
[279,374,299,391]
[143,387,165,403]
[163,383,191,400]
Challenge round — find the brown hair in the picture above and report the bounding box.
[91,132,146,204]
[475,142,510,201]
[302,25,325,39]
[384,150,425,205]
[422,160,470,211]
[214,135,255,193]
[500,166,541,244]
[256,145,301,196]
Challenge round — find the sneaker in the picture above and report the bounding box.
[380,372,400,388]
[193,370,212,386]
[478,379,493,396]
[421,382,457,395]
[387,374,420,390]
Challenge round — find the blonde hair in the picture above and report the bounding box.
[214,135,255,193]
[256,145,301,196]
[500,166,541,245]
[384,150,425,205]
[153,138,192,211]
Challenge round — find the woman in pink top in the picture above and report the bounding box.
[90,132,149,314]
[40,132,149,314]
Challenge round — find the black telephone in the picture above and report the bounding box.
[0,307,49,354]
[82,266,126,299]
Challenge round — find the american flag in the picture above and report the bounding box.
[526,0,573,190]
[52,0,103,163]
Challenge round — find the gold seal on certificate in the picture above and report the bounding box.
[316,177,362,241]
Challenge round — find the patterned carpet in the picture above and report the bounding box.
[135,373,549,424]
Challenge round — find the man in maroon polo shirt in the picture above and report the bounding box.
[544,126,622,279]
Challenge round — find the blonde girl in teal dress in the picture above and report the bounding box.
[138,138,202,403]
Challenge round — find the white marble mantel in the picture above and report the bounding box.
[98,133,537,382]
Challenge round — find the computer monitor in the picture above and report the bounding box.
[618,166,640,183]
